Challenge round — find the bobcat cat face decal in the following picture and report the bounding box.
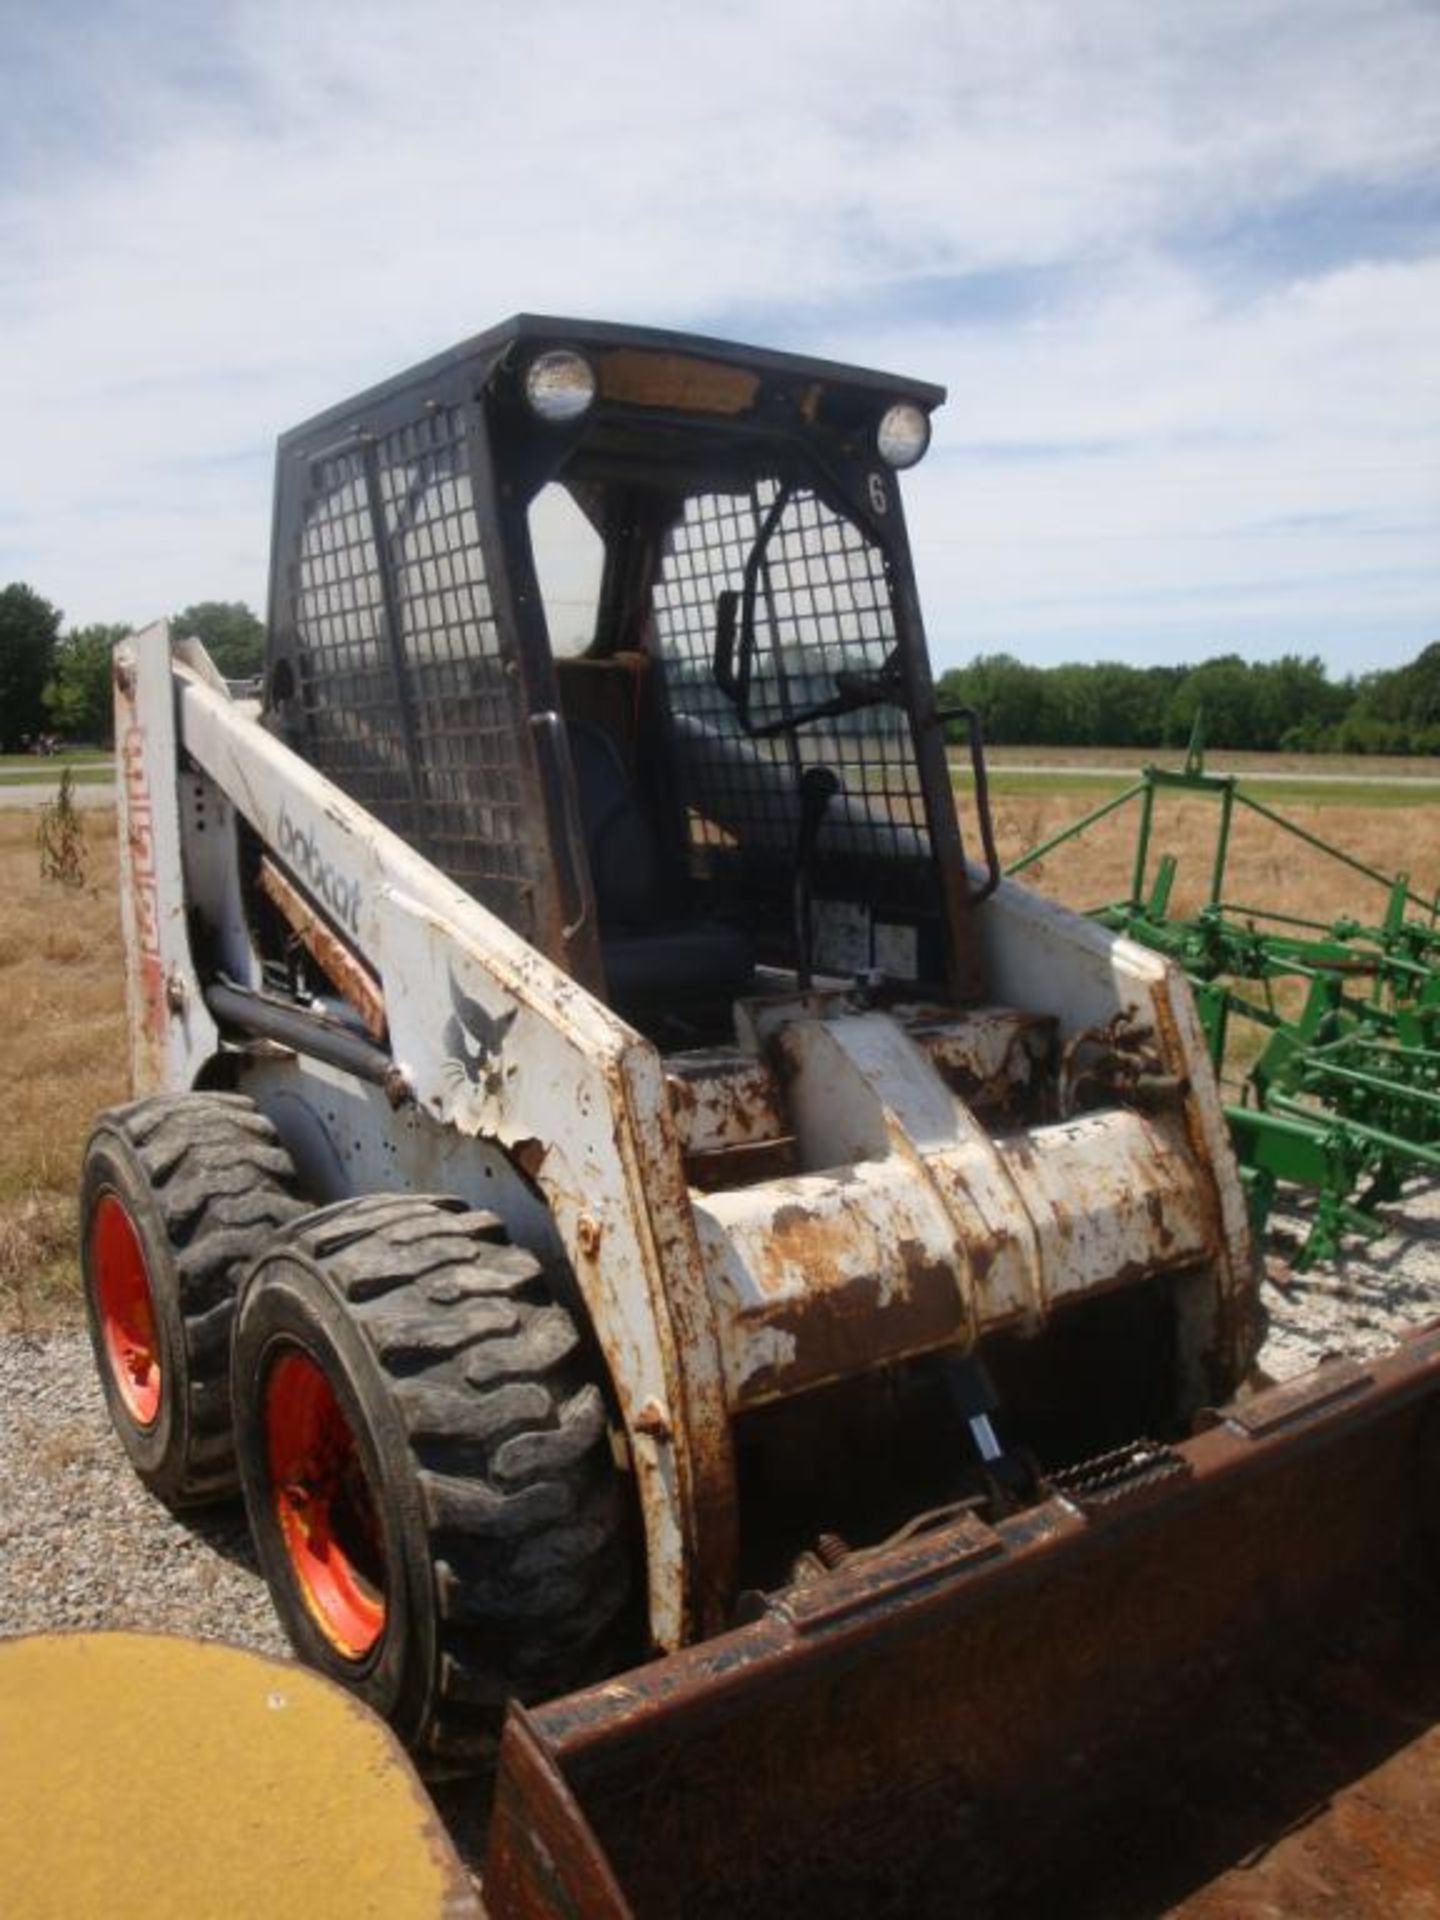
[442,969,517,1100]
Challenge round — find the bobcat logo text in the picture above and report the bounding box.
[276,804,363,934]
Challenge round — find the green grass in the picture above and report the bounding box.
[0,749,112,770]
[953,768,1440,808]
[1243,779,1440,808]
[0,765,115,788]
[978,743,1440,779]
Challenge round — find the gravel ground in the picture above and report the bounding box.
[5,1180,1440,1659]
[1257,1175,1440,1380]
[0,1327,288,1657]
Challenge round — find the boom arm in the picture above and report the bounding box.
[116,621,740,1649]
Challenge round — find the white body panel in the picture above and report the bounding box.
[115,623,1254,1648]
[113,630,220,1093]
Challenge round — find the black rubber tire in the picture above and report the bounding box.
[79,1092,306,1507]
[231,1193,636,1765]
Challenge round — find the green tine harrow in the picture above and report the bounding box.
[1008,725,1440,1266]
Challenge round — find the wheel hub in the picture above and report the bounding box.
[90,1193,162,1427]
[265,1349,387,1659]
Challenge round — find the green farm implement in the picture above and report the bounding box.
[1009,730,1440,1266]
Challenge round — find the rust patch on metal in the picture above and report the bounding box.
[485,1706,635,1920]
[684,1137,798,1192]
[665,1073,697,1120]
[120,722,166,1049]
[597,349,759,416]
[665,1050,786,1158]
[743,1263,965,1400]
[764,1201,851,1293]
[909,1007,1056,1125]
[259,856,387,1042]
[1145,1186,1177,1253]
[776,1512,1005,1633]
[634,1398,672,1441]
[615,1044,741,1641]
[512,1137,548,1182]
[1201,1357,1374,1438]
[897,1235,958,1302]
[484,1345,1440,1920]
[965,1228,1001,1291]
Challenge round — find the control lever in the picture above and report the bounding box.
[932,1352,1034,1513]
[794,766,841,991]
[934,703,1002,903]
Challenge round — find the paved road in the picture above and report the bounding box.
[6,764,1439,810]
[971,762,1440,785]
[0,780,115,810]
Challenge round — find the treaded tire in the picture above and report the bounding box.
[231,1193,636,1765]
[79,1092,306,1507]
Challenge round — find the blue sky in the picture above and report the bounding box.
[1,0,1437,677]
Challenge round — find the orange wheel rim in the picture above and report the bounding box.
[264,1348,387,1658]
[91,1193,162,1427]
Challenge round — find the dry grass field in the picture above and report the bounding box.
[2,782,1437,1330]
[0,810,127,1329]
[989,787,1440,922]
[989,786,1440,1093]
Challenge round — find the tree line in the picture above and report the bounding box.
[0,586,265,752]
[3,576,1436,758]
[936,645,1440,756]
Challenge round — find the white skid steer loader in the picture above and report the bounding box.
[81,319,1440,1917]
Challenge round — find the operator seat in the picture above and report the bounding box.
[566,720,754,1008]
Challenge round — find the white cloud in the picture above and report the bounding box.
[864,252,1440,666]
[1,0,1436,667]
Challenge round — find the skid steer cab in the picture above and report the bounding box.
[85,317,1256,1779]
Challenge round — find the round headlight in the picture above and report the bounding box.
[523,349,597,423]
[876,402,931,469]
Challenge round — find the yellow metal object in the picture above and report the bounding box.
[0,1632,482,1920]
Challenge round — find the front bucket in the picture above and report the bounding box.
[485,1327,1440,1920]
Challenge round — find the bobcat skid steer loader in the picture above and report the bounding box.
[85,319,1440,1916]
